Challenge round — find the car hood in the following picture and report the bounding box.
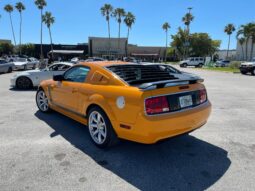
[180,60,189,63]
[12,69,45,78]
[241,61,255,66]
[13,61,27,66]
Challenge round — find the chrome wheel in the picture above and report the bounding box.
[36,90,49,112]
[89,111,107,145]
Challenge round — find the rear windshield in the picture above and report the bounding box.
[106,64,180,86]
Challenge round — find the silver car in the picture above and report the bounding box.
[0,59,14,73]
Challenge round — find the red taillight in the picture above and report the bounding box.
[145,96,169,115]
[199,89,207,103]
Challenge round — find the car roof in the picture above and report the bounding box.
[52,62,74,66]
[79,61,129,67]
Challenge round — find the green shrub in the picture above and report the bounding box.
[229,61,241,69]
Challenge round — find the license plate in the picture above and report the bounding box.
[179,95,193,108]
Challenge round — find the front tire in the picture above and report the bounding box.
[36,89,51,113]
[182,63,187,68]
[16,76,33,90]
[88,106,119,148]
[251,68,255,75]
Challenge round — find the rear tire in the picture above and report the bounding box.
[7,67,12,73]
[241,71,247,75]
[198,63,203,68]
[16,76,33,90]
[182,63,187,68]
[88,106,119,148]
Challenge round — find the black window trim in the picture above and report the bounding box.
[63,65,91,83]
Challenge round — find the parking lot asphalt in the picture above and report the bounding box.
[0,68,255,191]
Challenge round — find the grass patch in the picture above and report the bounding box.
[200,67,240,73]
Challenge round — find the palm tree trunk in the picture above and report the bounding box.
[165,30,168,62]
[49,27,54,59]
[227,34,230,59]
[126,27,130,57]
[241,45,244,60]
[19,12,22,55]
[245,37,249,61]
[107,19,111,57]
[40,9,43,59]
[118,21,120,49]
[250,38,254,61]
[9,13,16,46]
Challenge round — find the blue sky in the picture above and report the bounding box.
[1,0,255,49]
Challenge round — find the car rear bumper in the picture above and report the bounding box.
[14,65,25,70]
[240,67,254,73]
[116,101,212,144]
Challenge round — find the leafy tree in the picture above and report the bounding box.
[224,24,235,59]
[112,8,126,48]
[15,2,26,55]
[4,4,16,46]
[0,42,14,55]
[20,43,36,57]
[34,0,47,59]
[42,11,55,58]
[171,29,221,59]
[162,22,170,61]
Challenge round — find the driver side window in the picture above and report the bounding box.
[64,66,90,83]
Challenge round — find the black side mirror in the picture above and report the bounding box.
[53,75,64,81]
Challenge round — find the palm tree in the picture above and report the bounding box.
[112,8,126,48]
[34,0,47,60]
[100,4,113,40]
[162,22,170,62]
[124,12,135,57]
[248,23,255,61]
[237,37,245,60]
[124,12,135,40]
[100,4,113,57]
[15,2,25,55]
[182,12,194,58]
[4,4,16,46]
[42,11,55,59]
[182,12,194,34]
[224,24,235,59]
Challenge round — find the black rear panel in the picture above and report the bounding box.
[167,90,205,112]
[106,64,178,85]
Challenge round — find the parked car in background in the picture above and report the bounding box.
[239,58,255,75]
[13,58,39,70]
[85,57,105,62]
[180,57,205,68]
[123,57,140,63]
[36,61,211,147]
[0,59,14,73]
[215,60,230,67]
[11,62,73,89]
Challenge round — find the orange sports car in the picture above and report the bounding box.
[36,61,211,147]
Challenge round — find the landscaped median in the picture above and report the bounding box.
[167,61,241,73]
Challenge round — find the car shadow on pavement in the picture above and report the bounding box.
[9,87,37,92]
[35,111,231,191]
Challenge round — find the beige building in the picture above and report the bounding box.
[236,38,255,61]
[88,37,167,61]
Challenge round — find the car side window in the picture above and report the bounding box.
[64,67,90,83]
[195,58,199,61]
[190,58,194,61]
[49,64,60,71]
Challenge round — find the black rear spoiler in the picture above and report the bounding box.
[139,77,204,90]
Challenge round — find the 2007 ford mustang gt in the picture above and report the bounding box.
[36,61,211,147]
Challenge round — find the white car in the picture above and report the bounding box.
[239,58,255,75]
[13,58,39,70]
[215,60,230,67]
[179,57,205,68]
[10,62,73,89]
[0,59,15,73]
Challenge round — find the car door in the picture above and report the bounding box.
[50,66,90,113]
